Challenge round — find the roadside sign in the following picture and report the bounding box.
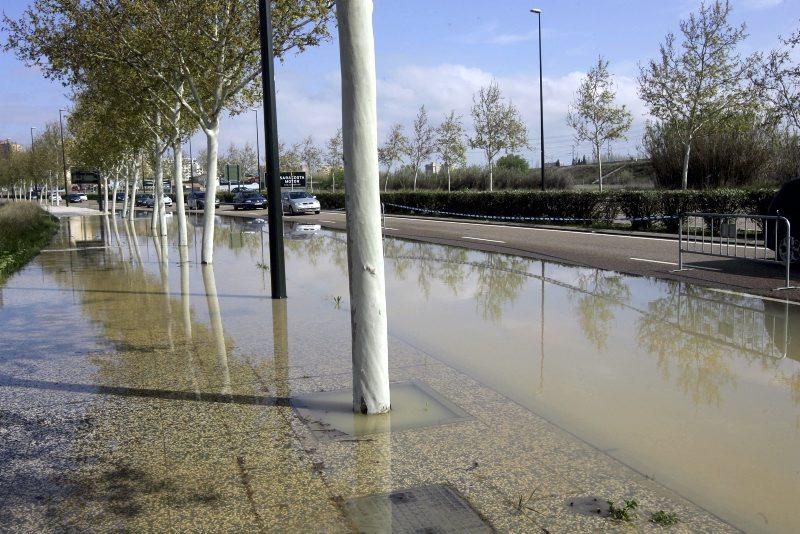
[279,171,306,188]
[71,169,100,184]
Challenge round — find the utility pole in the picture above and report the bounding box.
[531,8,545,191]
[258,0,287,299]
[59,109,70,206]
[254,108,263,190]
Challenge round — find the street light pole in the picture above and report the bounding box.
[59,109,70,206]
[532,8,545,191]
[30,127,36,201]
[254,108,263,190]
[258,0,287,299]
[189,136,194,192]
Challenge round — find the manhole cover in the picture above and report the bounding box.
[566,496,610,517]
[344,484,493,533]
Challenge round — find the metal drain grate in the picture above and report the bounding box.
[344,484,493,533]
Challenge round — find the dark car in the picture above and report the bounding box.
[116,191,126,202]
[232,191,267,210]
[135,193,154,207]
[67,193,83,203]
[768,178,800,263]
[186,191,220,210]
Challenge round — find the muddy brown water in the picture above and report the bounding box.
[2,213,798,533]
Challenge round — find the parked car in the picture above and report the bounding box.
[232,191,267,210]
[281,191,320,215]
[67,193,83,203]
[135,193,154,207]
[768,177,800,263]
[186,191,220,210]
[116,191,126,202]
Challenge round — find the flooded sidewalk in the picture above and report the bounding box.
[0,214,796,532]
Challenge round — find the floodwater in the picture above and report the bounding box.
[1,213,798,532]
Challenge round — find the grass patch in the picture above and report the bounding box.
[650,510,679,526]
[607,499,638,521]
[0,202,58,283]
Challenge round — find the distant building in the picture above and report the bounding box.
[425,162,439,175]
[0,139,22,158]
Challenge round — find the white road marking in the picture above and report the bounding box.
[630,257,678,266]
[383,215,672,242]
[706,287,800,305]
[319,220,336,224]
[383,227,399,231]
[462,236,506,244]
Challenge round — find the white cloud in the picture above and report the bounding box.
[216,62,651,166]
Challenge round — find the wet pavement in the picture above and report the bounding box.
[0,213,797,532]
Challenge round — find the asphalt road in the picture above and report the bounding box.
[76,199,800,303]
[299,210,800,303]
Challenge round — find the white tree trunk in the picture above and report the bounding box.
[155,159,167,238]
[413,167,418,191]
[337,0,390,415]
[201,124,220,264]
[151,143,161,235]
[681,139,692,190]
[102,176,109,214]
[128,156,140,221]
[122,173,130,218]
[447,165,451,192]
[202,264,230,394]
[596,144,603,193]
[488,159,493,192]
[173,143,188,249]
[111,172,119,215]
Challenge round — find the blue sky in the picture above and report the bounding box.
[1,0,799,166]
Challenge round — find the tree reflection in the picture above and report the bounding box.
[637,283,739,406]
[569,269,631,351]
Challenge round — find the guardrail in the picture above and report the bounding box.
[677,212,795,290]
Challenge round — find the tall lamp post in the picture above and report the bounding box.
[30,127,37,201]
[531,8,545,191]
[258,0,287,299]
[59,109,69,206]
[253,108,263,190]
[188,136,194,192]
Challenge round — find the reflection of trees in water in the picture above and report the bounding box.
[637,283,740,406]
[569,269,632,351]
[381,239,529,321]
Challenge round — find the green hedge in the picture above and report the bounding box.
[314,189,777,231]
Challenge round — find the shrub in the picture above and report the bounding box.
[0,202,57,281]
[316,188,777,231]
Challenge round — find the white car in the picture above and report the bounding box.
[281,191,321,215]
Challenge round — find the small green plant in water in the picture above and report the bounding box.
[513,489,543,516]
[607,499,638,521]
[651,510,679,526]
[333,295,342,309]
[256,262,269,270]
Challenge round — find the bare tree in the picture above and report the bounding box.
[325,128,343,191]
[377,123,411,191]
[638,0,757,189]
[436,111,467,192]
[409,105,436,191]
[300,136,323,191]
[470,81,529,191]
[279,142,303,171]
[567,57,633,191]
[756,23,800,131]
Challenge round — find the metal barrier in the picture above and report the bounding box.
[677,212,795,290]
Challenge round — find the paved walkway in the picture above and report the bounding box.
[45,204,103,217]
